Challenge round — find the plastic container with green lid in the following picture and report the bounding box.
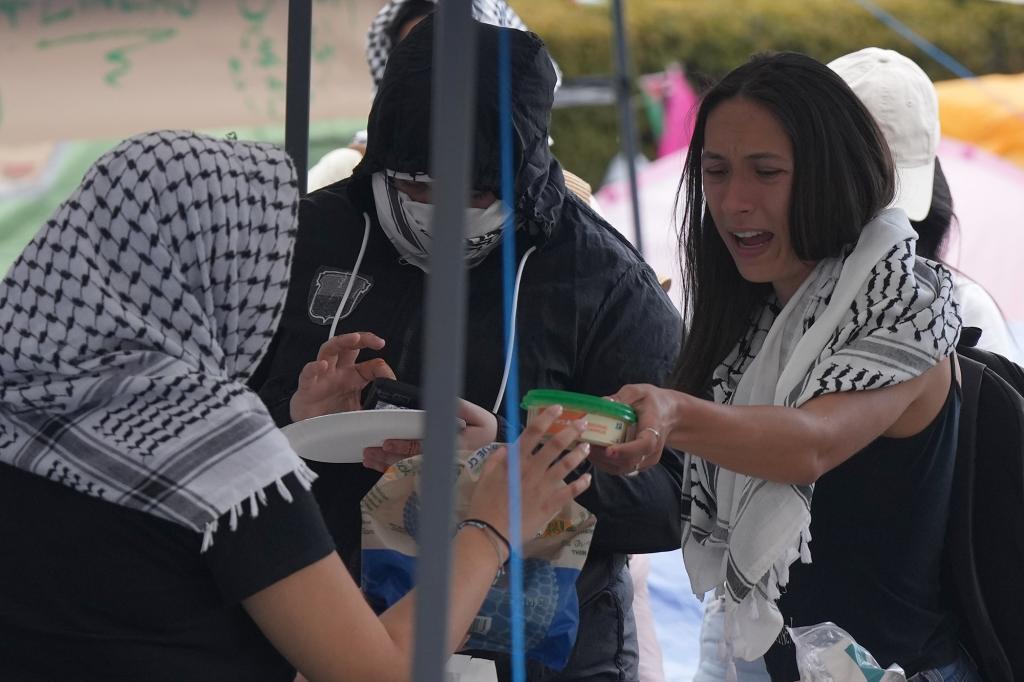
[521,389,637,447]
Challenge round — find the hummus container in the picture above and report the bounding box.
[521,389,637,447]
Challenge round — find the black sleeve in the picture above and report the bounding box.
[493,412,510,443]
[763,634,799,682]
[573,448,685,554]
[203,473,336,603]
[247,192,348,430]
[574,261,687,554]
[256,372,298,428]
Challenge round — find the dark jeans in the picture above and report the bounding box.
[547,564,639,682]
[912,651,983,682]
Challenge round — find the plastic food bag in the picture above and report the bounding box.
[360,445,597,670]
[790,622,907,682]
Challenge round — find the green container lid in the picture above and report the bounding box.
[521,389,637,424]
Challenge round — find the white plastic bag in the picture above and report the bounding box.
[790,622,907,682]
[446,654,498,682]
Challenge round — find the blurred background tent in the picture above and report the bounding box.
[936,73,1024,167]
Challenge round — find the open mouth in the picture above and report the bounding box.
[732,230,774,249]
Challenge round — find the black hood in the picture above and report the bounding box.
[353,15,566,237]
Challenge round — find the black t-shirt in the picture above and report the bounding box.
[0,463,335,682]
[763,376,962,681]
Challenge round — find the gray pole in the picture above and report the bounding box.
[611,0,644,256]
[285,0,312,194]
[412,3,479,682]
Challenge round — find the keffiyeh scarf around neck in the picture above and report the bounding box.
[0,130,310,551]
[681,209,961,662]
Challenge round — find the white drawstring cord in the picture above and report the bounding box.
[329,213,371,340]
[491,246,536,413]
[328,211,527,415]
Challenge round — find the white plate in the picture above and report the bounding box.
[281,410,425,464]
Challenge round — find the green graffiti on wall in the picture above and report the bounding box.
[0,1,200,27]
[40,1,199,25]
[37,27,178,86]
[232,0,285,120]
[0,0,28,27]
[0,0,347,133]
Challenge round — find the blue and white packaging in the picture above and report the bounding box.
[360,445,596,670]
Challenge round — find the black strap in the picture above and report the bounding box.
[947,353,1014,681]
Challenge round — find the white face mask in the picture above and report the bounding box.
[371,171,508,272]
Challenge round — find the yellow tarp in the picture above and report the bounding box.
[936,72,1024,167]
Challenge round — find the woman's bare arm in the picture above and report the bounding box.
[607,357,953,484]
[243,407,592,682]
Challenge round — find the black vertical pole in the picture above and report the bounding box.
[413,2,478,681]
[611,0,644,256]
[285,0,312,194]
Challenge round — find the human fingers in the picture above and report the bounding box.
[317,332,387,368]
[543,473,593,514]
[354,358,398,384]
[545,441,591,481]
[521,444,592,538]
[517,405,563,453]
[381,439,422,457]
[362,446,404,472]
[604,383,652,407]
[456,399,494,429]
[585,445,621,473]
[605,426,663,475]
[296,359,328,391]
[528,419,588,473]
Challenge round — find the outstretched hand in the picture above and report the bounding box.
[597,384,675,476]
[290,332,396,422]
[467,405,593,544]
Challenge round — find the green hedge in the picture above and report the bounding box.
[515,0,1024,186]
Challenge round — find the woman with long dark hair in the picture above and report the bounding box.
[601,53,975,681]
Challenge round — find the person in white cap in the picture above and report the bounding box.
[830,47,1020,361]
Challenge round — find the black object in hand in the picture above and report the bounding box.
[362,378,422,411]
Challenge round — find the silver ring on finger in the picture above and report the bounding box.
[640,426,662,442]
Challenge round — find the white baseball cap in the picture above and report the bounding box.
[828,47,940,221]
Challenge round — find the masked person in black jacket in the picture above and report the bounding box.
[250,17,683,682]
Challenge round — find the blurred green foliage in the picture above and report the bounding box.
[515,0,1024,186]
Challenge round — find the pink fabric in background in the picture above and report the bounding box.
[656,65,699,159]
[938,137,1024,320]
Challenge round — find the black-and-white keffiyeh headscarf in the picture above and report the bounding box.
[0,130,309,551]
[365,0,562,91]
[681,208,961,664]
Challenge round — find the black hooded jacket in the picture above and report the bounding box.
[251,18,684,680]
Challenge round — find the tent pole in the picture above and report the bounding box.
[413,2,479,681]
[285,0,312,194]
[611,0,644,255]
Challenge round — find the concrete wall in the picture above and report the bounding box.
[0,0,383,145]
